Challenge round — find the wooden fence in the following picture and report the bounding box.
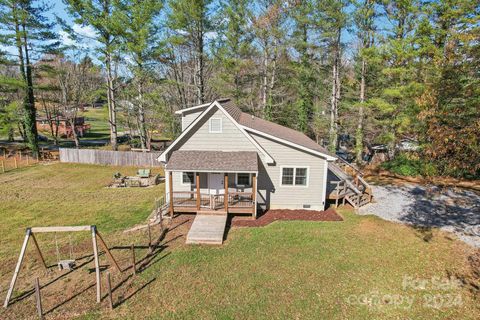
[0,153,40,173]
[59,148,163,167]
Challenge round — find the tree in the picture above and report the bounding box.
[117,0,163,150]
[416,0,480,177]
[63,0,123,150]
[312,0,349,152]
[35,56,62,145]
[0,0,58,156]
[167,0,213,105]
[251,0,288,120]
[212,0,254,106]
[353,0,376,162]
[375,0,420,157]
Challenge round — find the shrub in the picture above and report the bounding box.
[381,153,437,177]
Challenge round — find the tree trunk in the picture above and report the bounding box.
[105,52,118,150]
[194,29,205,104]
[7,127,14,142]
[68,116,80,148]
[137,81,148,151]
[13,5,38,156]
[355,58,366,163]
[329,28,341,153]
[42,100,59,145]
[262,44,268,112]
[18,122,26,141]
[21,23,39,156]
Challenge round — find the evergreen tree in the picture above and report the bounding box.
[416,0,480,177]
[312,0,349,152]
[353,0,376,162]
[375,0,420,156]
[213,0,254,106]
[252,0,289,121]
[167,0,213,105]
[291,0,315,135]
[63,0,123,150]
[0,0,58,155]
[117,0,163,150]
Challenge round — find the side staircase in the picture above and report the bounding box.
[328,159,373,209]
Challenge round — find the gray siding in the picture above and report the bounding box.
[176,107,258,153]
[251,132,327,210]
[181,108,206,131]
[168,106,261,194]
[168,104,328,211]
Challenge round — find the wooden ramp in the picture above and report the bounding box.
[186,215,228,245]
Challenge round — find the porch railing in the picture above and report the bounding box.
[171,191,196,207]
[171,191,254,210]
[228,192,254,208]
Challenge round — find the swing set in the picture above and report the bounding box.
[3,225,122,308]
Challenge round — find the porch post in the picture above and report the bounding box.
[196,172,200,210]
[224,173,228,212]
[252,173,257,218]
[168,171,173,217]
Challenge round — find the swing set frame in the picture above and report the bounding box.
[3,225,122,308]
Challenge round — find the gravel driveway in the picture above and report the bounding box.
[358,184,480,248]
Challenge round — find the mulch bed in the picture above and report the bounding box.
[230,208,343,227]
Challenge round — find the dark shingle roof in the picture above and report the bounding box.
[219,99,334,158]
[166,150,258,172]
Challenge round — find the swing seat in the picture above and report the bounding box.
[58,259,76,270]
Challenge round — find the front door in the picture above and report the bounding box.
[208,173,224,210]
[208,173,224,195]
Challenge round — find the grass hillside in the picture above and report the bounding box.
[0,164,478,319]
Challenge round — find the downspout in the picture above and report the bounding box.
[322,160,329,210]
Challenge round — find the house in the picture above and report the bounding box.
[159,99,374,220]
[36,116,91,138]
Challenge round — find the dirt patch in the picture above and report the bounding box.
[230,208,343,227]
[0,216,194,320]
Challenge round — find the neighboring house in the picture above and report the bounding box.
[36,116,91,138]
[159,99,345,218]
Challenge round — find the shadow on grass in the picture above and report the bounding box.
[8,256,96,305]
[375,184,480,243]
[43,282,96,316]
[7,227,171,312]
[448,251,480,296]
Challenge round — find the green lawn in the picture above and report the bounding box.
[81,107,113,141]
[0,163,163,260]
[0,164,478,319]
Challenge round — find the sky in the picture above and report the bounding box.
[1,0,380,63]
[0,1,98,58]
[51,1,99,52]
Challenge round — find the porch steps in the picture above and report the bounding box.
[328,160,374,209]
[186,214,228,245]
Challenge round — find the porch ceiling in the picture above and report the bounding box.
[165,150,258,173]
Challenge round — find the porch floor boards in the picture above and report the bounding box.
[186,214,228,245]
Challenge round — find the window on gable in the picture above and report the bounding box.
[281,167,308,186]
[236,173,251,186]
[182,172,195,185]
[209,118,222,133]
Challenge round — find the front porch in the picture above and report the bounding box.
[168,190,256,215]
[164,150,260,219]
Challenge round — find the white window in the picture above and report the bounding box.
[236,173,251,187]
[281,167,308,186]
[182,172,195,185]
[209,118,222,133]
